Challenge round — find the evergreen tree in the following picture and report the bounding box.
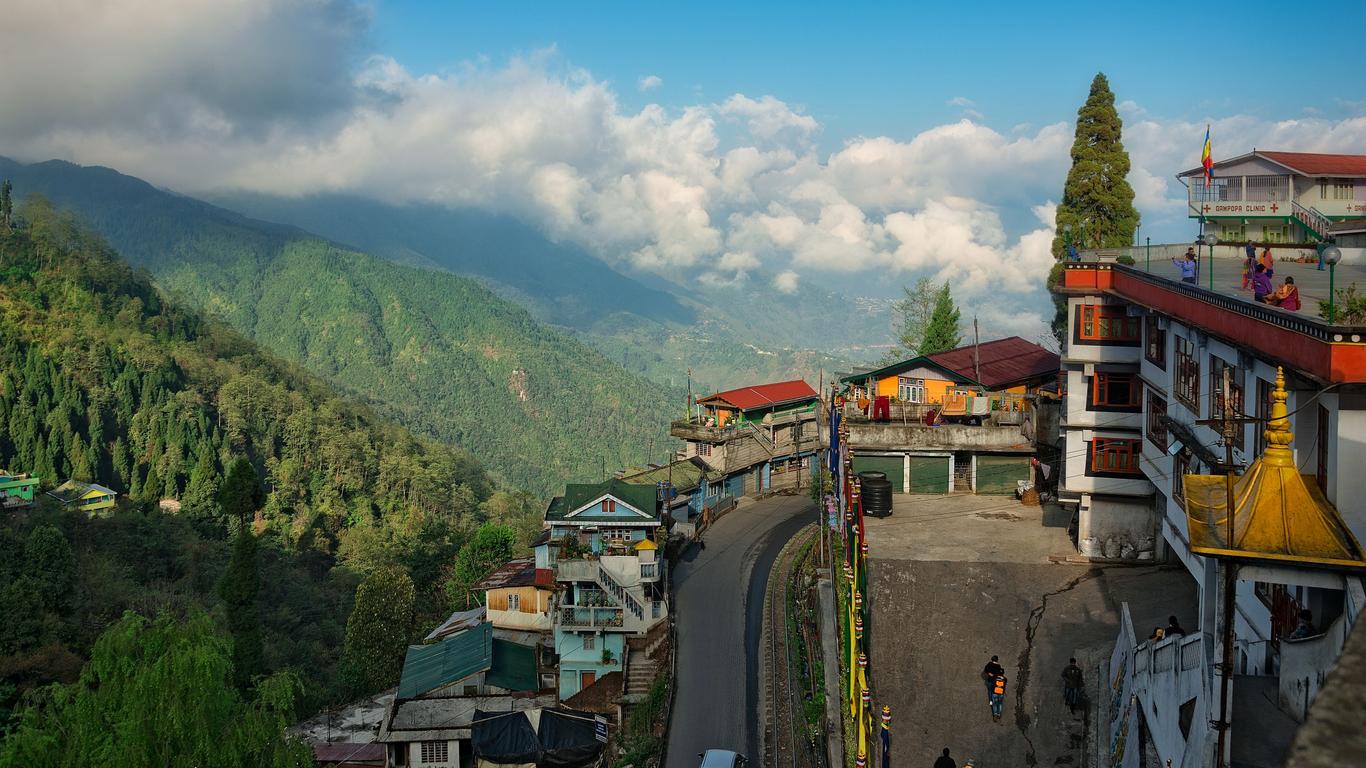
[219,456,264,530]
[1,179,12,229]
[182,447,222,525]
[443,522,518,609]
[341,566,415,695]
[24,524,74,613]
[220,530,264,692]
[1051,73,1140,257]
[920,283,963,355]
[884,277,937,362]
[0,611,311,767]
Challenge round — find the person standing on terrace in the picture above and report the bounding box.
[1174,248,1197,284]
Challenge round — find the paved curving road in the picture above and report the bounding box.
[666,494,815,768]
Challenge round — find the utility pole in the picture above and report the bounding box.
[1214,366,1238,768]
[973,316,982,386]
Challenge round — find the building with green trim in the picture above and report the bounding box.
[0,472,38,510]
[46,479,116,514]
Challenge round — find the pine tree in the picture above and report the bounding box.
[219,456,264,530]
[920,283,963,355]
[220,530,264,692]
[1051,73,1140,257]
[182,448,222,525]
[0,180,12,229]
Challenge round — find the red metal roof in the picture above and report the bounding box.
[1258,151,1366,177]
[926,336,1059,389]
[697,379,819,411]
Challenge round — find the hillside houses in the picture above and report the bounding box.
[671,379,825,499]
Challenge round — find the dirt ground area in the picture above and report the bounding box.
[863,494,1197,768]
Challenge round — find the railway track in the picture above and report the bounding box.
[764,525,817,768]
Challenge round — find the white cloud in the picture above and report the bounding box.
[5,4,1366,341]
[638,74,663,91]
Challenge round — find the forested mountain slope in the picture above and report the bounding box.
[0,158,678,495]
[0,199,505,716]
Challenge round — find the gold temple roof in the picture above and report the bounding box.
[1184,368,1366,569]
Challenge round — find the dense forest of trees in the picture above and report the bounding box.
[0,198,543,728]
[0,157,682,495]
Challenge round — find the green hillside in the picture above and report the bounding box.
[0,158,679,495]
[0,199,506,716]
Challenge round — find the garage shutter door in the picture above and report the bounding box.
[851,455,904,493]
[976,456,1029,495]
[908,456,949,494]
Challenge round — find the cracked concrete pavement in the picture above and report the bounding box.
[863,494,1197,768]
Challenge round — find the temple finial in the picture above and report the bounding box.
[1263,367,1294,466]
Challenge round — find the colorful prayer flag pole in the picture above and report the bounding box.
[1201,125,1213,182]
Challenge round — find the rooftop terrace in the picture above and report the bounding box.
[1058,255,1366,383]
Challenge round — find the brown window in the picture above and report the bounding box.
[1209,357,1245,450]
[1147,390,1168,450]
[1145,315,1166,368]
[1255,378,1272,455]
[1173,448,1191,503]
[1089,438,1142,476]
[1091,372,1141,409]
[1316,405,1330,493]
[1078,305,1140,342]
[696,442,711,457]
[1175,337,1200,412]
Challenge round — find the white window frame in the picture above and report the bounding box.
[582,634,596,650]
[420,740,449,764]
[507,593,520,611]
[897,377,925,403]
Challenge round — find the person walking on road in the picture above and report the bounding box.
[933,747,957,768]
[1175,249,1198,284]
[981,655,1004,692]
[988,674,1007,722]
[1062,658,1085,712]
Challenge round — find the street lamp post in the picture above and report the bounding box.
[1324,244,1343,323]
[1146,236,1151,273]
[1203,233,1219,290]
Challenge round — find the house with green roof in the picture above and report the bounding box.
[379,620,551,768]
[0,472,39,510]
[535,478,668,701]
[46,479,116,515]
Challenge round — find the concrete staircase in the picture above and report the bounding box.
[625,647,657,697]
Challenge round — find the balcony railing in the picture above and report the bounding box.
[559,606,624,628]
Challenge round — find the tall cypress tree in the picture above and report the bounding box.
[219,457,263,530]
[1051,73,1140,257]
[920,283,963,355]
[220,529,264,691]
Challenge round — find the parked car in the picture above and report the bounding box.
[699,749,748,768]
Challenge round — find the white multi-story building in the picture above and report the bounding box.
[1179,150,1366,245]
[1054,261,1366,766]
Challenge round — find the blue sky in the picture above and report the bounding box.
[372,0,1366,153]
[5,0,1365,337]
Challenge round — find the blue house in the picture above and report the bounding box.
[535,479,668,700]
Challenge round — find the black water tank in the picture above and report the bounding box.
[859,471,893,518]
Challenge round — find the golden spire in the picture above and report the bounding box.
[1183,365,1365,568]
[1262,367,1294,468]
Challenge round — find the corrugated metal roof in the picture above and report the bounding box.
[544,479,660,522]
[486,639,539,692]
[1258,151,1366,177]
[424,606,487,642]
[472,557,541,592]
[926,336,1059,389]
[311,742,386,765]
[398,622,493,700]
[696,379,819,411]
